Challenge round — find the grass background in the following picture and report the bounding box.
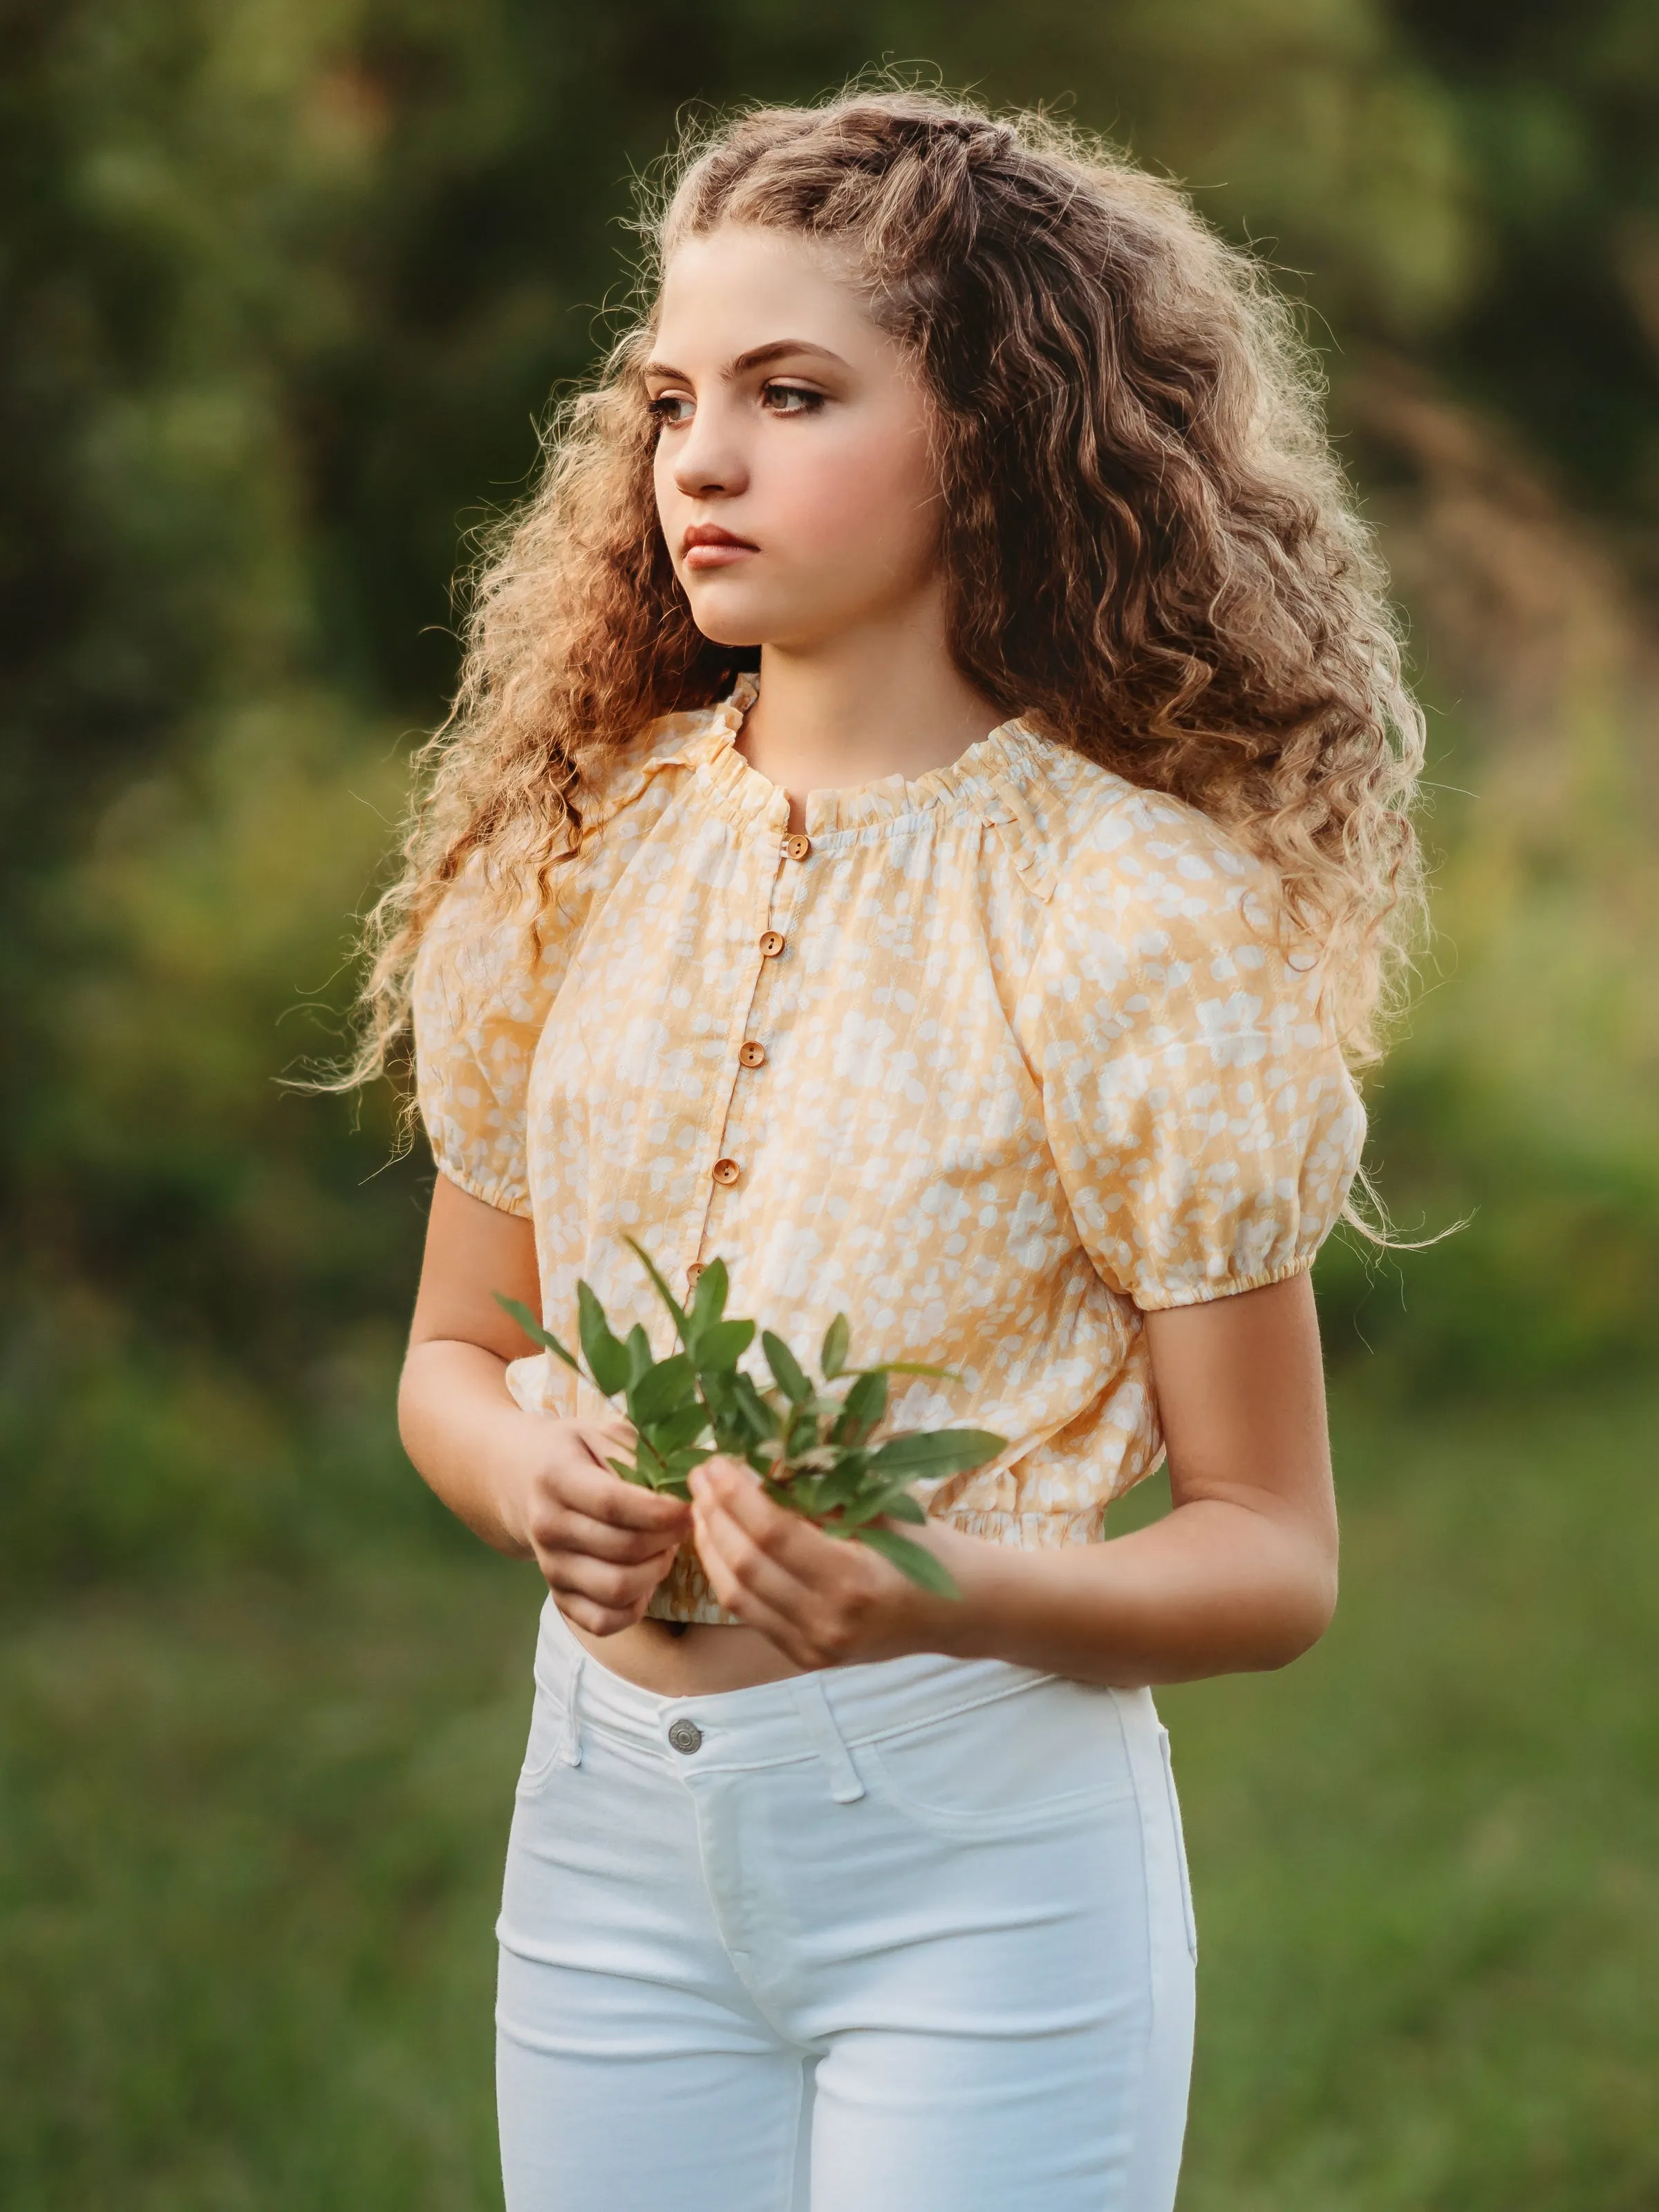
[5,1376,1655,2211]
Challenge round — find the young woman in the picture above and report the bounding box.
[370,88,1422,2212]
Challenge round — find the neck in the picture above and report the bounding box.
[735,598,1006,831]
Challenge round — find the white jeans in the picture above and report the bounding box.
[496,1597,1196,2212]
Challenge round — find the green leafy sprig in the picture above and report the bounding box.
[496,1240,1004,1599]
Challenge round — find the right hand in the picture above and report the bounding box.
[500,1413,693,1635]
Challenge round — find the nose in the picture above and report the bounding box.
[670,394,748,502]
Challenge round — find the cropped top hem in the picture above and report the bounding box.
[644,1503,1123,1627]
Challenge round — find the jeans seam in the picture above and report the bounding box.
[841,1671,1065,1751]
[1114,1693,1165,2210]
[781,2053,811,2211]
[1157,1725,1199,1964]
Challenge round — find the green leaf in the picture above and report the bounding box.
[647,1401,709,1456]
[785,1409,822,1461]
[832,1366,887,1445]
[630,1353,695,1425]
[693,1318,755,1374]
[762,1330,811,1403]
[630,1434,667,1482]
[868,1360,962,1382]
[877,1488,928,1524]
[624,1324,653,1385]
[688,1257,728,1335]
[663,1445,716,1483]
[699,1365,735,1421]
[836,1490,889,1529]
[730,1371,780,1441]
[813,1452,871,1510]
[624,1236,694,1346]
[821,1312,850,1380]
[625,1434,698,1494]
[606,1446,676,1494]
[576,1281,630,1397]
[785,1472,828,1518]
[856,1524,962,1599]
[493,1293,579,1373]
[865,1427,1007,1479]
[699,1371,753,1458]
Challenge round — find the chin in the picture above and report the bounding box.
[691,615,765,650]
[684,588,783,651]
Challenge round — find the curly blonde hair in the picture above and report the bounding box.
[350,84,1424,1090]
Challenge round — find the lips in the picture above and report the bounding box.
[682,522,758,570]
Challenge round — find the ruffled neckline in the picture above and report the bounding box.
[673,671,1062,841]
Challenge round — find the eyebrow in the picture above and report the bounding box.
[641,339,849,382]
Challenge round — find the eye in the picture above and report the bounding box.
[761,382,826,416]
[647,392,692,429]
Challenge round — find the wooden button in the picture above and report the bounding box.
[711,1158,741,1186]
[686,1262,705,1288]
[758,930,785,958]
[784,832,812,862]
[738,1040,767,1069]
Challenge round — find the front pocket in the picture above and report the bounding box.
[861,1677,1136,1837]
[514,1672,570,1798]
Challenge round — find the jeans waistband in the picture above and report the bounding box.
[532,1595,1094,1805]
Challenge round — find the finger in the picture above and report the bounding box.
[544,1541,673,1608]
[691,1510,800,1643]
[554,1590,645,1638]
[576,1415,637,1460]
[691,1518,825,1667]
[694,1461,830,1577]
[693,1490,832,1625]
[530,1503,686,1568]
[552,1449,694,1534]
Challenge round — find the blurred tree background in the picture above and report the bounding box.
[2,4,1656,2207]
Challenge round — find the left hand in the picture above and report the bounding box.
[689,1456,974,1669]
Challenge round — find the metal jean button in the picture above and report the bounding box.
[667,1717,703,1755]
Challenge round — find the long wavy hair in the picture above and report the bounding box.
[349,84,1425,1091]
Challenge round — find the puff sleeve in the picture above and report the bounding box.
[410,854,588,1217]
[1035,790,1367,1310]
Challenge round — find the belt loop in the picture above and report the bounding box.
[559,1652,587,1768]
[789,1674,866,1804]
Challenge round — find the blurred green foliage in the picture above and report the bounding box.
[2,0,1657,1586]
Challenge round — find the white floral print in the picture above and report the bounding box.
[413,674,1367,1621]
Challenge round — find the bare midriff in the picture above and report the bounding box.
[564,1616,810,1696]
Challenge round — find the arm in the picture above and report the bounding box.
[688,1268,1338,1685]
[400,1175,692,1630]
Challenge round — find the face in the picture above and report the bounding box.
[647,223,944,652]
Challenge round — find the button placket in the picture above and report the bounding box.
[704,823,811,1206]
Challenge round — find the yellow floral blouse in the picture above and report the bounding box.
[413,673,1366,1622]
